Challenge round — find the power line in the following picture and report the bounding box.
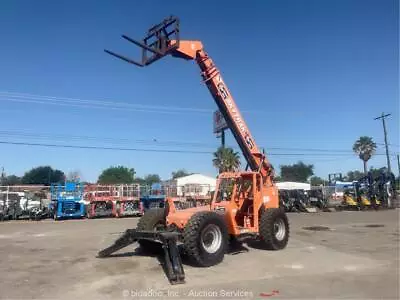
[0,129,397,156]
[0,140,213,154]
[0,91,265,116]
[0,91,212,113]
[0,130,213,148]
[0,140,392,156]
[0,96,205,116]
[376,142,399,148]
[0,129,391,154]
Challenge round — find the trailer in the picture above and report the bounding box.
[84,185,116,218]
[50,182,85,220]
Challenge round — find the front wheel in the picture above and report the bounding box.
[136,208,166,252]
[183,211,228,267]
[259,208,289,250]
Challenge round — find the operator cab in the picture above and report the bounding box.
[211,172,264,235]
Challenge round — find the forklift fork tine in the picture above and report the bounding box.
[159,234,185,284]
[105,16,179,67]
[121,35,164,56]
[104,49,144,67]
[97,229,138,257]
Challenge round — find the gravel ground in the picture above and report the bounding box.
[0,209,398,299]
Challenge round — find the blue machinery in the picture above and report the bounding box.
[140,183,166,211]
[50,182,85,220]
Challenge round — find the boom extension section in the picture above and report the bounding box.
[105,16,274,180]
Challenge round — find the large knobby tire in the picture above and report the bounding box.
[136,208,166,252]
[259,208,289,250]
[183,211,228,267]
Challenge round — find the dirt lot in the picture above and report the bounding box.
[0,209,399,300]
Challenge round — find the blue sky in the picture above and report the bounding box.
[0,0,398,182]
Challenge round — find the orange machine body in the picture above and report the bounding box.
[166,172,278,235]
[163,41,279,235]
[105,19,279,237]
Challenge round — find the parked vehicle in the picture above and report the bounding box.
[114,184,142,217]
[140,183,165,212]
[84,185,116,218]
[372,171,397,208]
[0,191,21,220]
[307,188,328,211]
[18,191,49,220]
[49,182,85,220]
[0,190,48,220]
[100,16,289,284]
[279,189,315,212]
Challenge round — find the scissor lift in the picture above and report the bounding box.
[114,184,143,217]
[84,185,116,218]
[50,182,85,220]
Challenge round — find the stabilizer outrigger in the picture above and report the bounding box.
[98,229,185,285]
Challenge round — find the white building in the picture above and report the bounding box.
[163,173,217,198]
[276,182,311,191]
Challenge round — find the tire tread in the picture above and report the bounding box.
[183,211,227,267]
[259,208,289,250]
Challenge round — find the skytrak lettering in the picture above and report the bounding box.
[217,78,254,149]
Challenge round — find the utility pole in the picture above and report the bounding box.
[220,130,225,148]
[374,113,391,174]
[397,154,400,179]
[0,167,4,186]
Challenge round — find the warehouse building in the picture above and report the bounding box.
[163,173,216,198]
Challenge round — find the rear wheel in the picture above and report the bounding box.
[136,208,166,252]
[183,211,228,267]
[259,208,289,250]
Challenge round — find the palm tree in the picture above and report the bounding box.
[213,147,241,173]
[352,136,377,174]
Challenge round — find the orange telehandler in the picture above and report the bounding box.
[99,16,290,284]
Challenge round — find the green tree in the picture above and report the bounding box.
[310,176,327,186]
[144,174,161,186]
[280,161,314,182]
[171,169,190,179]
[344,170,364,182]
[98,166,135,184]
[368,166,388,179]
[213,147,241,173]
[133,177,146,185]
[352,136,377,174]
[21,166,65,185]
[4,175,21,186]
